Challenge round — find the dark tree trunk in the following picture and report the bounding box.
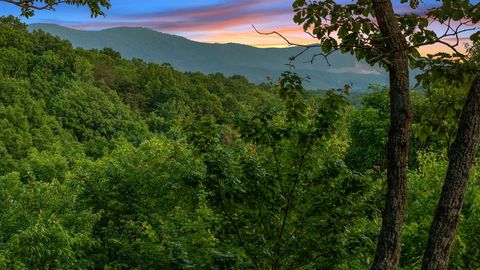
[371,1,414,269]
[422,76,480,270]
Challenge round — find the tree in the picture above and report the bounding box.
[345,85,390,172]
[421,76,480,269]
[287,0,480,269]
[420,45,480,269]
[1,0,110,17]
[188,73,380,269]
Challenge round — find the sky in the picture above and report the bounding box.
[0,0,477,53]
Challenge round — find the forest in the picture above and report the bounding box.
[1,0,480,269]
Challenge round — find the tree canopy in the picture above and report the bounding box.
[289,1,480,269]
[1,1,480,268]
[0,0,110,17]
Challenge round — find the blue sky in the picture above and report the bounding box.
[0,0,296,44]
[0,0,477,50]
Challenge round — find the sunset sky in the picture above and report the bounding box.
[0,0,477,53]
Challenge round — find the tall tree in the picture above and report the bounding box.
[0,0,110,17]
[420,44,480,269]
[422,76,480,270]
[287,0,480,269]
[369,2,413,268]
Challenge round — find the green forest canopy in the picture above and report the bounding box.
[1,16,480,269]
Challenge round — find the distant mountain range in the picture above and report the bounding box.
[28,23,389,90]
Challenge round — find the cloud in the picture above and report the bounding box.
[21,0,476,53]
[122,0,282,21]
[62,0,303,47]
[328,63,381,75]
[188,24,317,47]
[418,37,471,55]
[69,7,291,32]
[67,0,292,31]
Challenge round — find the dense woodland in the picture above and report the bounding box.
[1,13,480,269]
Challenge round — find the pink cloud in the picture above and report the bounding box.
[65,0,299,47]
[59,0,478,54]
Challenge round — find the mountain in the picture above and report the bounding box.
[28,23,388,90]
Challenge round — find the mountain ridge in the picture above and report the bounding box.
[28,23,388,90]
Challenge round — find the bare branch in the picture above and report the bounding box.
[368,24,477,64]
[252,24,325,64]
[253,25,375,66]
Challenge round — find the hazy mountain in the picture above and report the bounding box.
[28,23,388,90]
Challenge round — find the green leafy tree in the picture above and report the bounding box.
[0,173,99,269]
[77,138,225,269]
[186,72,383,269]
[290,1,480,268]
[414,83,468,149]
[1,0,110,17]
[401,151,480,270]
[345,86,390,171]
[414,41,480,270]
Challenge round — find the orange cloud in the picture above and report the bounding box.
[189,25,317,47]
[58,0,477,56]
[418,37,471,55]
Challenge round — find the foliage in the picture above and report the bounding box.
[345,85,390,171]
[194,72,383,269]
[413,82,468,148]
[292,0,480,67]
[0,173,99,269]
[76,138,225,269]
[400,151,480,270]
[2,0,111,18]
[1,14,480,269]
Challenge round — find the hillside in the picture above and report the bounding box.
[28,23,388,90]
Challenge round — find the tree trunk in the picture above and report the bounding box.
[422,76,480,270]
[371,1,414,269]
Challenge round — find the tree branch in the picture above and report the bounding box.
[0,0,66,10]
[252,25,380,66]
